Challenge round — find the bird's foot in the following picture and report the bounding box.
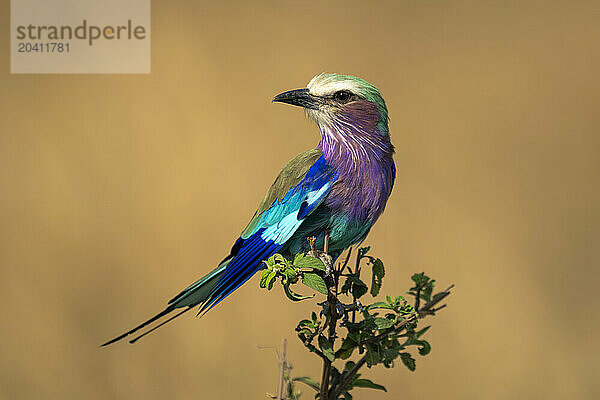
[306,236,333,276]
[307,250,333,277]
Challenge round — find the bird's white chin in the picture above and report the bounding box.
[305,108,335,131]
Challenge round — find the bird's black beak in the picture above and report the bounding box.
[272,88,320,110]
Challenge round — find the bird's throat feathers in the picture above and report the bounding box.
[314,99,395,224]
[314,99,394,172]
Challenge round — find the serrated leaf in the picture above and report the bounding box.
[293,253,304,265]
[368,301,393,310]
[295,255,326,271]
[283,282,315,302]
[318,335,335,362]
[302,272,328,295]
[400,352,416,371]
[352,379,387,392]
[373,317,394,330]
[370,259,385,296]
[292,376,320,392]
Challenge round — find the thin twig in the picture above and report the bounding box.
[414,285,422,313]
[276,339,287,400]
[319,233,336,400]
[340,248,353,275]
[329,355,368,399]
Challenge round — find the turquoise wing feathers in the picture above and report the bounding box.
[102,149,336,345]
[170,149,336,312]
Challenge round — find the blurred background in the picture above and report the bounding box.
[1,0,599,399]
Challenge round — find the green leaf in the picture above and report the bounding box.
[264,256,275,267]
[302,272,328,295]
[373,317,394,330]
[283,267,299,284]
[340,276,353,295]
[266,269,277,290]
[292,376,320,392]
[415,325,431,338]
[336,338,356,359]
[417,340,431,356]
[283,282,314,302]
[400,352,416,371]
[346,332,360,344]
[294,254,326,271]
[343,361,356,371]
[352,378,387,392]
[365,346,380,367]
[293,253,304,265]
[318,335,335,362]
[422,281,435,302]
[259,269,271,288]
[411,272,429,286]
[272,253,287,265]
[370,258,385,296]
[367,302,393,310]
[351,277,368,299]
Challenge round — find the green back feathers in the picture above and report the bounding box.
[242,148,323,238]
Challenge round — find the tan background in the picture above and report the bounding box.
[1,1,599,399]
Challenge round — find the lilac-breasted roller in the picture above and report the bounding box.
[102,73,395,345]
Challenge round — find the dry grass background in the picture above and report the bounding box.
[1,1,599,399]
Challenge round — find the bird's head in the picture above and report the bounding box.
[273,73,389,136]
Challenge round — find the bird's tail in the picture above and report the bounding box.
[101,262,227,346]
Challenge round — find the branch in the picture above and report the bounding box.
[329,284,454,399]
[276,339,287,400]
[319,233,337,400]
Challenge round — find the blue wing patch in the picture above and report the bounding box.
[195,155,336,312]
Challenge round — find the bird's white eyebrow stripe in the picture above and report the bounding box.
[307,75,364,97]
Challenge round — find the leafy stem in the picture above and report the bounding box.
[259,243,453,399]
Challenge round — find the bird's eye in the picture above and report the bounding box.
[333,90,352,103]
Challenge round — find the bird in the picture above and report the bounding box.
[102,73,395,346]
